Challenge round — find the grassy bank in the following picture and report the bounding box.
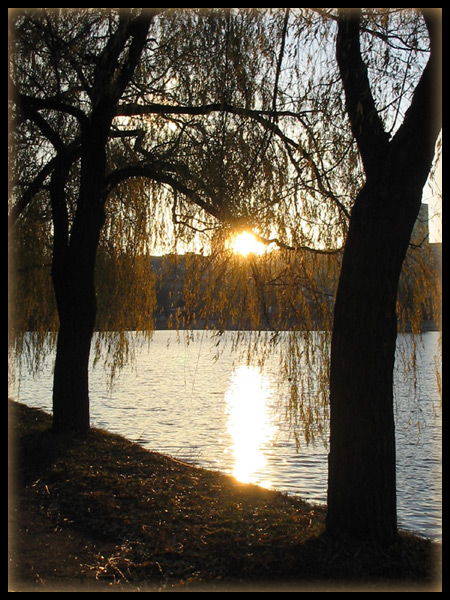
[8,400,441,591]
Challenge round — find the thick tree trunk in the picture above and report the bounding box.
[47,16,152,433]
[52,315,94,433]
[327,8,441,545]
[51,248,99,433]
[51,123,107,433]
[326,179,422,545]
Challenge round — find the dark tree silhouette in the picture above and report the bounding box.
[326,8,441,544]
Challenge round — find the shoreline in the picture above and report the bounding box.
[8,400,441,591]
[152,319,442,333]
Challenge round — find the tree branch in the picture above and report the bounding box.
[253,231,343,255]
[390,9,442,183]
[272,8,290,116]
[336,8,390,180]
[9,140,81,225]
[18,92,88,128]
[18,96,65,153]
[103,163,223,221]
[9,160,55,226]
[115,101,350,220]
[92,13,152,111]
[116,101,310,120]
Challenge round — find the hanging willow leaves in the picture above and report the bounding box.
[9,8,441,444]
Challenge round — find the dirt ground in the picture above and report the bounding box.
[8,400,441,592]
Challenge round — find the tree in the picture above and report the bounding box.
[9,8,441,546]
[110,8,442,546]
[10,10,158,432]
[325,8,441,545]
[9,8,291,432]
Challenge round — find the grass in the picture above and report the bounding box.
[8,399,441,591]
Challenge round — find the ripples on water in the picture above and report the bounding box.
[10,330,441,541]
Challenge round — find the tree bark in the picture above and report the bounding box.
[327,180,419,545]
[51,282,96,434]
[51,123,107,433]
[326,9,441,545]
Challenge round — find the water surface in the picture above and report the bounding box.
[11,330,442,541]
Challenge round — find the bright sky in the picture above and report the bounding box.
[227,231,268,256]
[150,145,442,256]
[424,153,442,244]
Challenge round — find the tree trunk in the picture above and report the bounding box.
[51,246,99,433]
[327,8,441,545]
[51,123,107,433]
[326,177,423,545]
[47,15,152,433]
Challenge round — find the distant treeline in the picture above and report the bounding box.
[11,242,441,334]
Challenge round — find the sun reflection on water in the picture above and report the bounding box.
[224,365,279,487]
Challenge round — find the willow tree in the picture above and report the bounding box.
[10,9,154,432]
[9,8,441,546]
[9,8,294,431]
[324,8,441,545]
[134,8,440,546]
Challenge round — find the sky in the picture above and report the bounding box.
[424,150,442,243]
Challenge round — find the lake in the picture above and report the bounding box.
[10,330,442,541]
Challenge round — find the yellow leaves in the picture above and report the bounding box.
[397,240,441,336]
[157,247,334,447]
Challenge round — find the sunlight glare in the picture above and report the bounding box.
[224,365,278,486]
[229,231,267,257]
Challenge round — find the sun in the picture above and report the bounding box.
[229,231,267,257]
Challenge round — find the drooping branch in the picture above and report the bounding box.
[115,101,350,220]
[103,163,223,221]
[9,140,82,225]
[104,159,344,256]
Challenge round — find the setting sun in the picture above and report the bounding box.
[229,231,267,257]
